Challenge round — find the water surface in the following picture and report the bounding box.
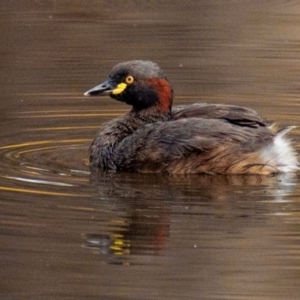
[1,1,300,300]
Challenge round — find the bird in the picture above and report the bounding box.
[84,60,298,175]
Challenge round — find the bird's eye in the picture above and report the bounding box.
[125,75,134,84]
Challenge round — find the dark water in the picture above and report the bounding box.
[1,1,300,299]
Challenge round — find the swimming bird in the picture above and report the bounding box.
[84,60,298,174]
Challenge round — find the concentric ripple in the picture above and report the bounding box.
[0,108,125,197]
[0,139,92,196]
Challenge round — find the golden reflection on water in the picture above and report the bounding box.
[0,185,90,197]
[0,139,90,150]
[18,113,124,118]
[26,126,98,130]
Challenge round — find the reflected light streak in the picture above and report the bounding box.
[14,93,83,96]
[3,175,74,187]
[25,126,100,131]
[17,113,122,118]
[70,169,90,175]
[0,139,90,150]
[15,145,72,156]
[0,185,90,197]
[18,109,127,113]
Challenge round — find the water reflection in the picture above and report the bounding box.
[82,171,299,265]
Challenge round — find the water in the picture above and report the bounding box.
[1,1,300,299]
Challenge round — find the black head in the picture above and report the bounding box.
[84,60,173,112]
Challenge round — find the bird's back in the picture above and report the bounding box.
[171,102,270,128]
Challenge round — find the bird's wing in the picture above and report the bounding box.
[113,118,274,172]
[171,103,271,128]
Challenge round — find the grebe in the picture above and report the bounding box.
[84,60,298,174]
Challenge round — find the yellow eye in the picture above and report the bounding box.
[125,75,134,84]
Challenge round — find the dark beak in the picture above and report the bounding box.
[84,79,114,96]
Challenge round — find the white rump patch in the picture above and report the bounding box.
[260,127,299,173]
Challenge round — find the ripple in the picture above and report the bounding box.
[0,137,93,197]
[0,106,128,197]
[0,105,116,197]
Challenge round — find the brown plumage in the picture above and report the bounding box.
[84,60,298,174]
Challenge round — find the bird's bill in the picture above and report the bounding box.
[84,79,115,96]
[84,79,128,96]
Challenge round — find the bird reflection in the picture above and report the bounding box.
[83,170,297,264]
